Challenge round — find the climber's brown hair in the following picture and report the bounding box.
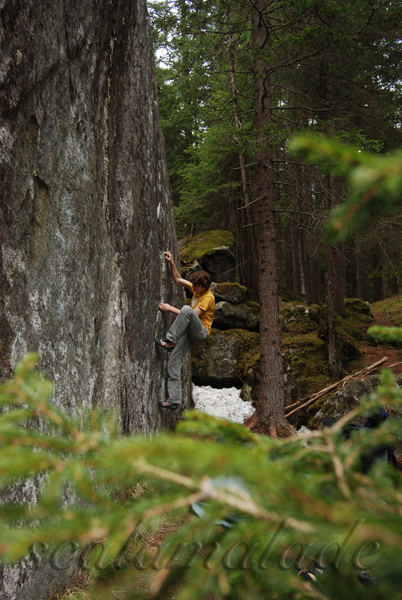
[189,270,211,289]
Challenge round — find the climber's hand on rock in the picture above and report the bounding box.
[159,302,172,312]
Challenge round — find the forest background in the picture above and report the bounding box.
[148,0,401,303]
[148,0,402,433]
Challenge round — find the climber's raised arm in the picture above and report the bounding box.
[163,250,192,289]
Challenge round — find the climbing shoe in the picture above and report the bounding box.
[158,401,179,410]
[155,337,176,352]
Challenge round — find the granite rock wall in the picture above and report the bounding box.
[0,1,189,596]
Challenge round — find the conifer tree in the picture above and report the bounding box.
[251,0,287,435]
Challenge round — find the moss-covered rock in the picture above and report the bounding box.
[370,295,402,327]
[191,328,259,387]
[309,373,402,429]
[211,282,247,304]
[344,298,373,320]
[282,332,330,399]
[191,297,384,411]
[280,302,326,334]
[179,230,236,282]
[179,230,235,262]
[213,301,259,331]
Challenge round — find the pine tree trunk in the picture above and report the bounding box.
[251,0,286,436]
[327,245,341,379]
[290,226,299,297]
[297,230,307,302]
[227,28,259,290]
[326,176,342,378]
[372,243,384,301]
[355,240,364,299]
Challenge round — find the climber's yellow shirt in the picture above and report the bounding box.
[189,283,215,334]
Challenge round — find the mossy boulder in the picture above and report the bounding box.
[282,331,330,400]
[309,373,402,429]
[179,230,236,282]
[280,302,326,334]
[191,328,259,387]
[211,282,247,304]
[370,295,402,327]
[344,298,373,322]
[191,298,378,412]
[213,301,259,331]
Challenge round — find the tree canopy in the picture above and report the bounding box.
[149,0,402,302]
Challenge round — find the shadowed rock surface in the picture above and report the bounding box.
[0,1,190,597]
[309,373,402,429]
[179,230,236,282]
[192,328,260,388]
[213,300,259,330]
[210,282,248,304]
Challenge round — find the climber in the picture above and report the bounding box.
[155,250,215,410]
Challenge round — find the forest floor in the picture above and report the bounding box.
[353,302,401,375]
[247,296,402,434]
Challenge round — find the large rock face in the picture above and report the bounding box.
[0,1,190,597]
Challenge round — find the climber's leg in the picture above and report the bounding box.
[166,334,191,406]
[166,305,208,345]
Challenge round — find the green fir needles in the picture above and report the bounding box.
[290,135,402,243]
[0,354,401,599]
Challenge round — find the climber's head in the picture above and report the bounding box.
[190,270,211,295]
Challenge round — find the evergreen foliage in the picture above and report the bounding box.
[289,134,402,353]
[149,0,402,300]
[1,355,401,599]
[289,136,402,243]
[367,326,402,346]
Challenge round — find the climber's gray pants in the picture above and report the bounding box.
[166,305,208,405]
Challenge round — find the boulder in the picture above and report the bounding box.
[0,0,189,432]
[191,328,260,388]
[179,230,236,282]
[344,298,373,322]
[211,282,248,304]
[191,327,299,405]
[0,1,190,597]
[370,296,402,327]
[280,302,325,334]
[309,373,402,429]
[213,301,259,331]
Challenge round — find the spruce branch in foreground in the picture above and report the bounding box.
[0,354,401,599]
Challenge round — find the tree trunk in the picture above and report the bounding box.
[327,245,341,379]
[227,28,259,290]
[251,0,286,437]
[297,228,307,302]
[333,245,345,314]
[290,226,299,297]
[355,239,364,299]
[372,243,384,301]
[326,176,342,378]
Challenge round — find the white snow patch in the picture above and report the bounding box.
[296,425,312,436]
[192,384,255,424]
